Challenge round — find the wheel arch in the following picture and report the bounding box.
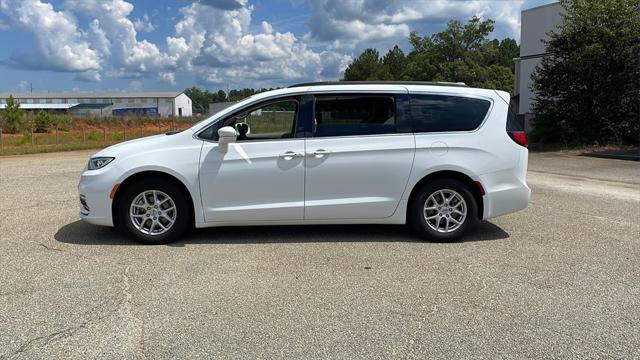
[111,170,196,228]
[406,170,484,222]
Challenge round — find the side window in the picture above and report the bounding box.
[506,101,524,132]
[410,94,491,132]
[313,95,396,137]
[199,99,298,141]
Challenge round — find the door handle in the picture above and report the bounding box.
[310,149,330,158]
[278,151,302,160]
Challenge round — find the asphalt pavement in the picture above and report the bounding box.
[0,150,639,359]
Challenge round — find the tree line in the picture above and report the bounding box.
[343,17,519,93]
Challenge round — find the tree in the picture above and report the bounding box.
[184,87,210,115]
[343,48,391,81]
[530,0,640,145]
[1,95,25,133]
[416,17,514,91]
[343,17,519,93]
[34,110,52,133]
[496,38,519,72]
[382,45,407,79]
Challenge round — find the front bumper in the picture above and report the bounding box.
[78,168,116,227]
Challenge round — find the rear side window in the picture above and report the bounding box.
[314,95,396,137]
[506,103,524,132]
[409,94,491,132]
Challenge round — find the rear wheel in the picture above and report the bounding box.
[119,179,189,244]
[410,178,478,242]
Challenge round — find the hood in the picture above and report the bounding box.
[91,129,194,159]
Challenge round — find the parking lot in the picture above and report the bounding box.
[0,150,638,359]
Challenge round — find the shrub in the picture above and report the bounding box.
[53,114,73,131]
[33,111,53,133]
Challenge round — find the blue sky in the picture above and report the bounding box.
[0,0,555,93]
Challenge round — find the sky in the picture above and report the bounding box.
[0,0,556,93]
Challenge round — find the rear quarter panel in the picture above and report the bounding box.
[401,89,524,219]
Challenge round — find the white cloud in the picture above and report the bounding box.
[159,72,176,86]
[261,20,273,34]
[63,0,173,75]
[134,13,155,33]
[74,71,102,82]
[0,0,101,71]
[167,1,346,86]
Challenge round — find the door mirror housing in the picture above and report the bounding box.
[217,126,237,153]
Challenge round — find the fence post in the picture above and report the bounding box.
[82,127,86,144]
[31,128,34,146]
[55,127,59,146]
[103,127,107,142]
[0,129,3,152]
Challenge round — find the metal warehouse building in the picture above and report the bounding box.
[0,92,193,117]
[513,2,563,131]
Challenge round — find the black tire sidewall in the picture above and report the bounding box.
[119,179,189,244]
[410,178,478,242]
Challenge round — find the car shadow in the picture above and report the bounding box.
[54,220,510,246]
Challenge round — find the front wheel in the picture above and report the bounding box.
[409,178,478,242]
[119,179,189,244]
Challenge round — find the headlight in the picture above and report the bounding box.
[87,157,115,170]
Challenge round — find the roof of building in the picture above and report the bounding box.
[0,103,79,110]
[0,91,183,99]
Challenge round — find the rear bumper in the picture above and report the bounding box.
[481,178,530,219]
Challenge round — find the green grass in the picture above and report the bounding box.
[0,127,174,156]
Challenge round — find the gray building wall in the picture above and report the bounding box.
[514,2,563,131]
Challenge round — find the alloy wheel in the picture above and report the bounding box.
[423,189,467,233]
[129,190,177,235]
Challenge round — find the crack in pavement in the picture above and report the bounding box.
[0,266,145,359]
[0,298,115,360]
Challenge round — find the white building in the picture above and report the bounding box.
[513,2,563,131]
[0,92,193,117]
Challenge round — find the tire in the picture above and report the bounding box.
[118,178,190,244]
[409,178,478,242]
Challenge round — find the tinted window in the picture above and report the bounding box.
[199,99,298,141]
[314,95,395,137]
[410,95,491,132]
[506,102,524,132]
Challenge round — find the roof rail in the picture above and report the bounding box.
[287,81,468,88]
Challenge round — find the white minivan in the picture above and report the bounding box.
[79,82,530,244]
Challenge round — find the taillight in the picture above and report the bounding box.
[508,131,528,147]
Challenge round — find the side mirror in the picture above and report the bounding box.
[217,126,237,153]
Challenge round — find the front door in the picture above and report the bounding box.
[304,93,415,220]
[198,97,305,223]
